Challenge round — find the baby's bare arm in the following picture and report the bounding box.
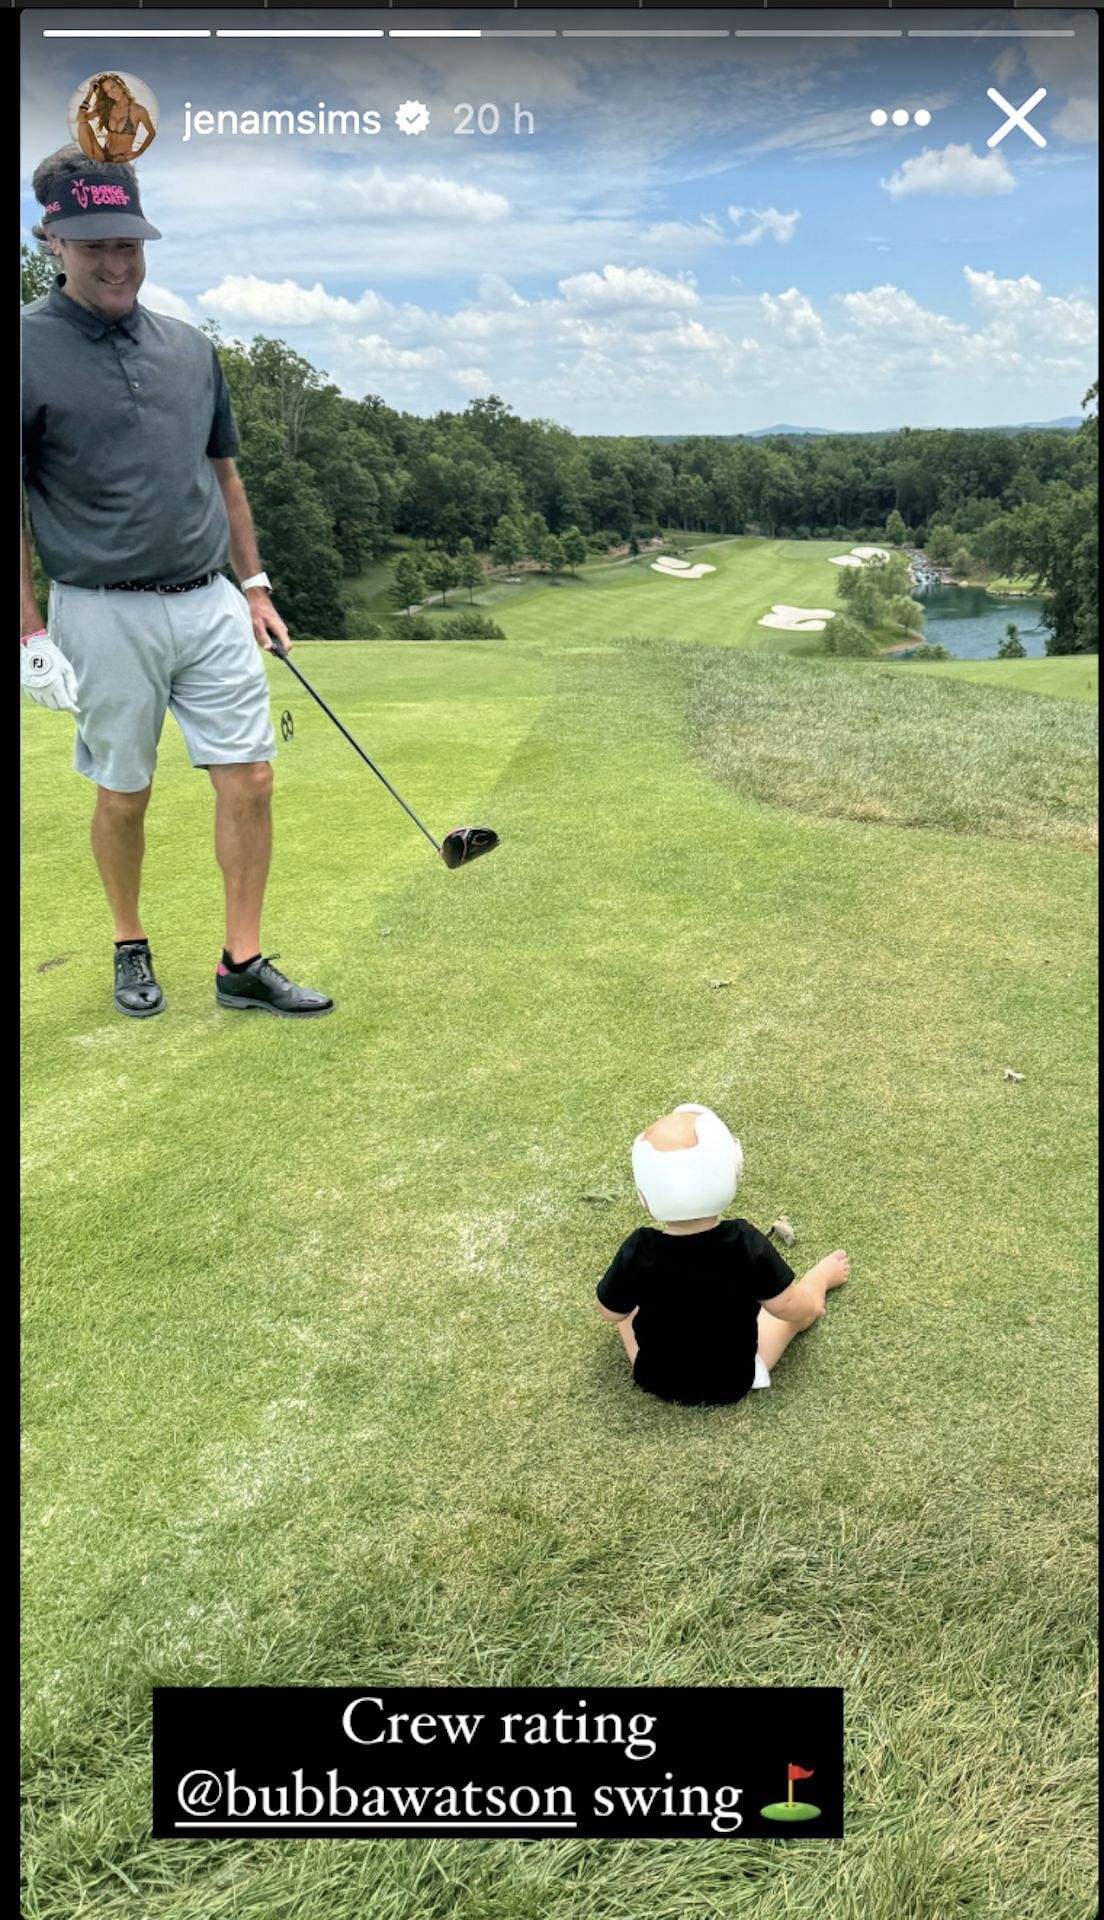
[597,1300,635,1323]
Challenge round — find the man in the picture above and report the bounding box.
[21,146,332,1019]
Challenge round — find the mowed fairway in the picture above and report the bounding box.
[480,536,853,657]
[21,545,1098,1920]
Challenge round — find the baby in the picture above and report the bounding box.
[596,1103,849,1406]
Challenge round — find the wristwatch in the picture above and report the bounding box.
[240,571,271,593]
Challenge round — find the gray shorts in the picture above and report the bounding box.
[48,574,277,793]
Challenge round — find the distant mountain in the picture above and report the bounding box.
[650,418,1081,442]
[1007,417,1081,432]
[744,424,838,438]
[746,418,1081,436]
[651,425,841,440]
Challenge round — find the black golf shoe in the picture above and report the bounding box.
[215,955,334,1018]
[114,940,166,1019]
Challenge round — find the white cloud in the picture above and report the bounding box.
[444,303,531,344]
[728,206,801,247]
[882,144,1015,199]
[141,282,193,323]
[339,168,509,224]
[667,319,726,353]
[186,254,1095,433]
[965,267,1044,312]
[638,217,727,253]
[197,275,386,326]
[760,288,826,348]
[992,49,1021,90]
[1023,27,1100,129]
[1051,97,1098,145]
[557,264,699,312]
[475,273,529,312]
[749,109,888,160]
[963,267,1096,348]
[840,285,964,344]
[352,334,442,371]
[450,366,492,393]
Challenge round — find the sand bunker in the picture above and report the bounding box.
[829,545,890,568]
[758,604,838,632]
[651,556,717,580]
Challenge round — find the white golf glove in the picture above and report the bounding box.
[21,631,80,717]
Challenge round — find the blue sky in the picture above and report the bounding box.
[21,9,1099,431]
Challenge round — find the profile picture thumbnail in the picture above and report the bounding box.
[68,71,159,165]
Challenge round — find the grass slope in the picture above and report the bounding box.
[21,563,1098,1919]
[688,651,1097,847]
[908,655,1099,704]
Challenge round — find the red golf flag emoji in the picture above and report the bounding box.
[762,1760,821,1822]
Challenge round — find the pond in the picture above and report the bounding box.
[915,585,1049,660]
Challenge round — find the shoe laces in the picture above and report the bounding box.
[118,945,152,982]
[257,954,290,986]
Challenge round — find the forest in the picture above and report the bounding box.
[203,327,1103,656]
[20,247,1099,654]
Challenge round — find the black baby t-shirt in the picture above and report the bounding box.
[596,1221,795,1406]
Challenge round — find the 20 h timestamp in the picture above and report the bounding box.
[454,103,536,136]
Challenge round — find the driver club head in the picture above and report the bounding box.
[439,826,499,870]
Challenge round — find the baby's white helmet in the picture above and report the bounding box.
[632,1103,744,1223]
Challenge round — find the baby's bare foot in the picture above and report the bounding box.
[805,1250,850,1294]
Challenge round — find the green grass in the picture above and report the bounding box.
[341,554,400,619]
[342,538,426,620]
[966,573,1038,596]
[687,650,1097,847]
[906,654,1099,704]
[341,535,667,623]
[488,537,853,659]
[21,542,1098,1919]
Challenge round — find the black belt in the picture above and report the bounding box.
[101,573,217,594]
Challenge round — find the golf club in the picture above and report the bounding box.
[267,636,499,870]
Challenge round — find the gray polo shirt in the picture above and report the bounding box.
[21,276,241,588]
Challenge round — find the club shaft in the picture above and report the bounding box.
[272,648,441,853]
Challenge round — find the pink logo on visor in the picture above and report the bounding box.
[70,178,131,210]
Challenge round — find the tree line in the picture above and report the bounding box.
[19,247,1097,652]
[208,334,1100,655]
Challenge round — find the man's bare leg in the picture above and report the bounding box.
[209,761,273,962]
[756,1250,849,1374]
[91,784,151,941]
[210,762,333,1016]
